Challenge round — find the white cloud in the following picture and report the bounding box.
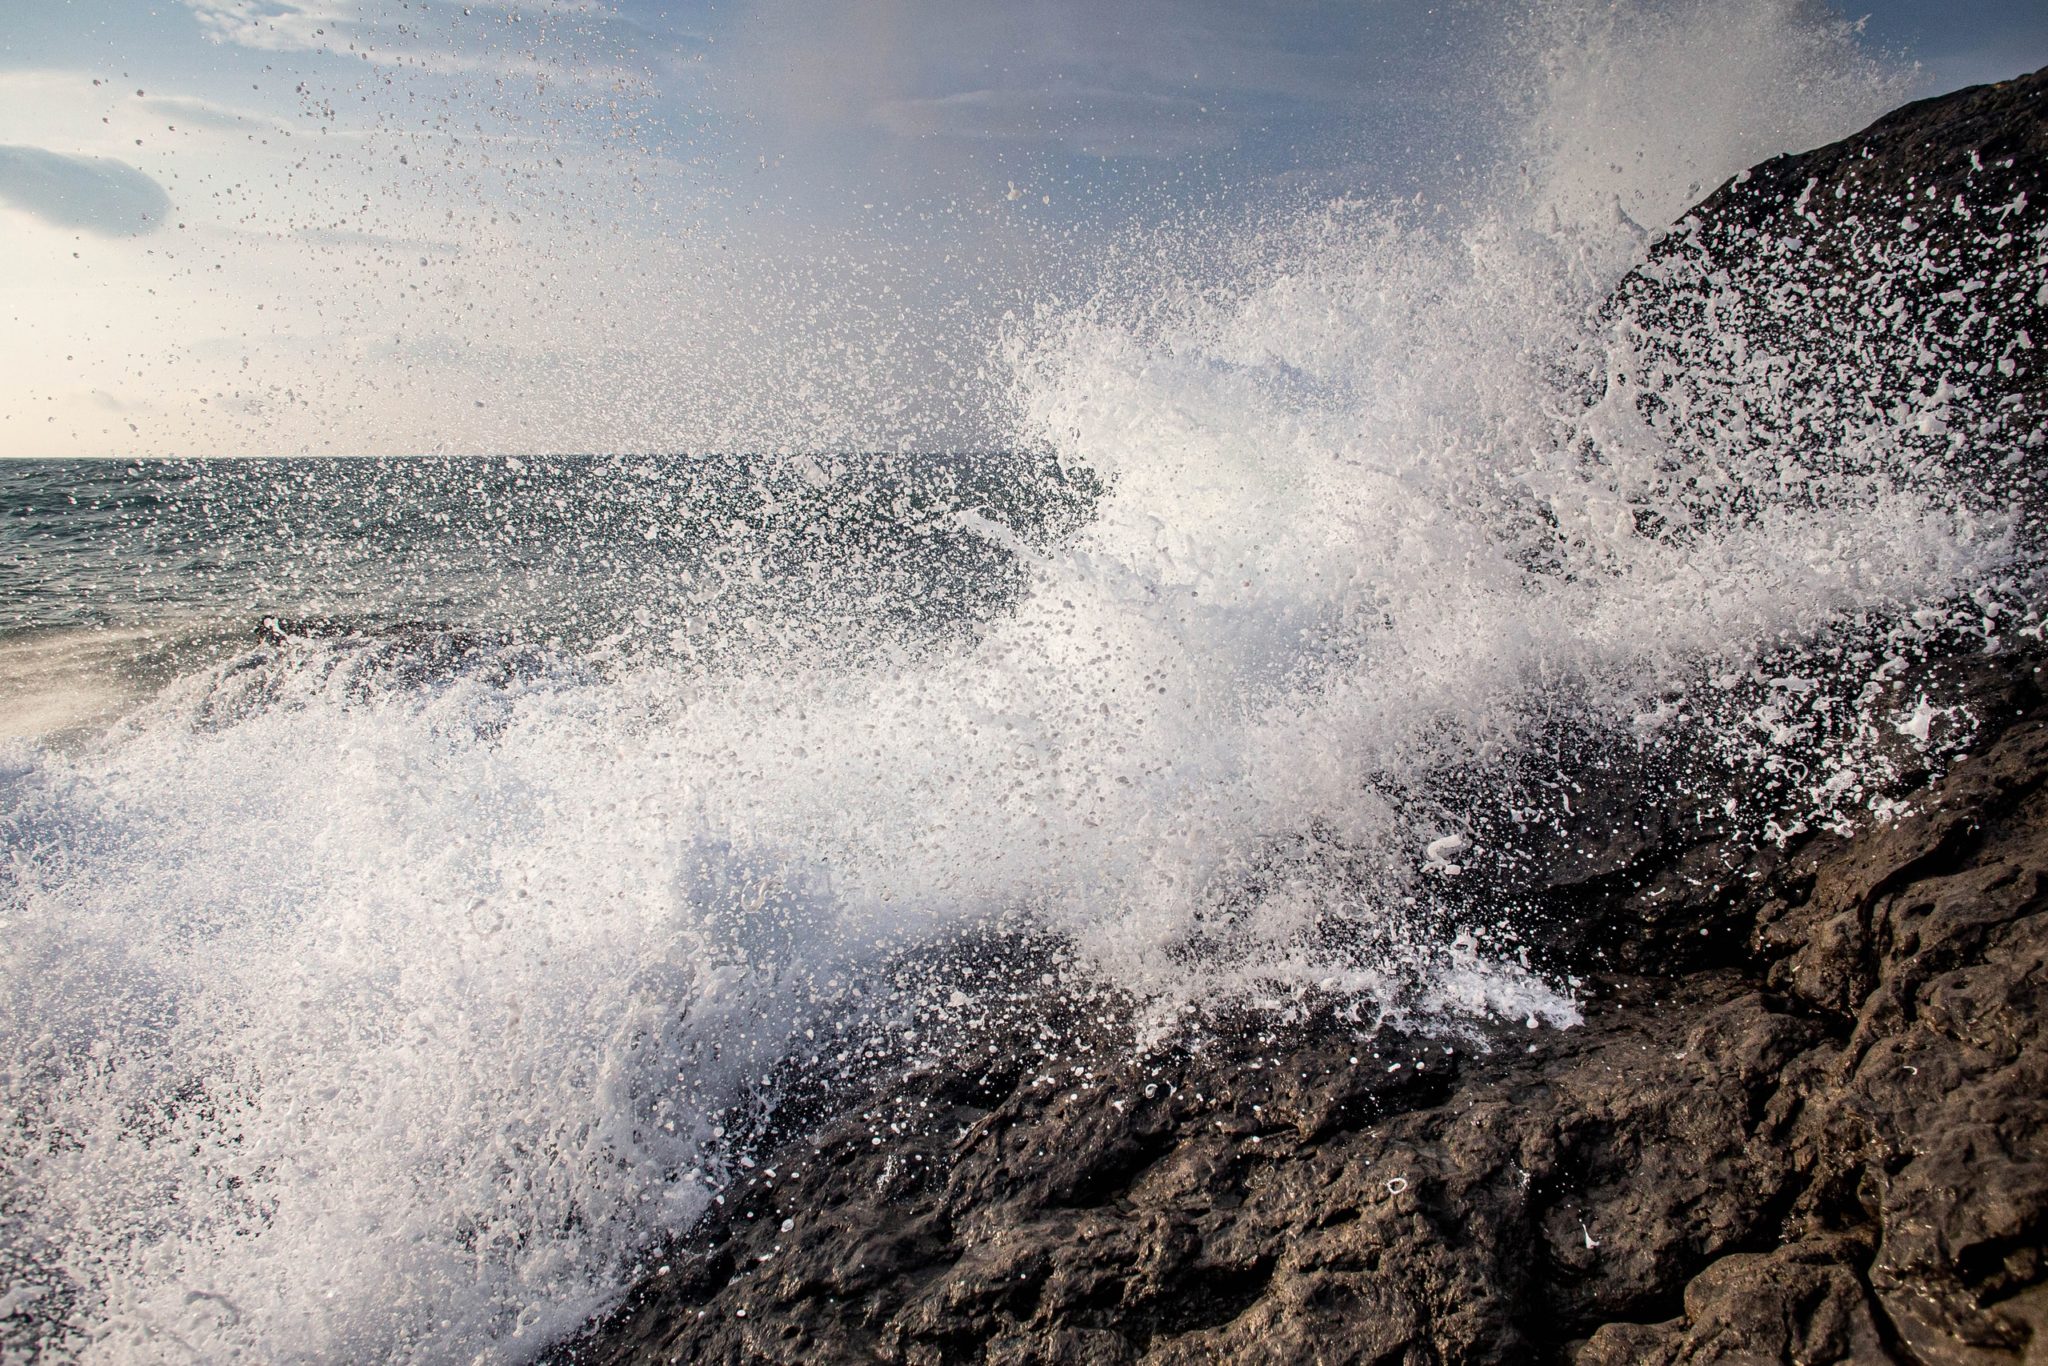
[180,0,357,53]
[0,71,286,162]
[178,0,654,85]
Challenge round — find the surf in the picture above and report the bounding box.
[1,2,2033,1361]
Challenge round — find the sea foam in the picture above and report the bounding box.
[0,4,2026,1361]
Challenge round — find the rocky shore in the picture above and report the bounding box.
[555,70,2048,1365]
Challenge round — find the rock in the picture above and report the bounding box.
[1609,66,2047,524]
[1578,1235,1891,1366]
[551,69,2048,1366]
[554,678,2048,1365]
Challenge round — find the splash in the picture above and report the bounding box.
[1,4,2030,1362]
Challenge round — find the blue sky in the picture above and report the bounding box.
[1,0,2042,457]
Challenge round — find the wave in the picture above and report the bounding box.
[0,3,2030,1361]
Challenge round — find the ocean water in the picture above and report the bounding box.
[0,453,1083,738]
[3,4,2039,1363]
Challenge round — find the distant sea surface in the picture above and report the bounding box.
[0,454,1079,739]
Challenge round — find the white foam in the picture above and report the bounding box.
[0,628,170,743]
[0,5,2019,1361]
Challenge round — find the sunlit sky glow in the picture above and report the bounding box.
[2,0,2043,457]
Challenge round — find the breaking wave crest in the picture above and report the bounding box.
[2,4,2032,1361]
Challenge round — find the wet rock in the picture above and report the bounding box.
[1577,1235,1891,1365]
[1609,66,2048,524]
[553,70,2048,1366]
[553,680,2048,1365]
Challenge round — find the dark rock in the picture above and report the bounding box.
[551,70,2048,1366]
[553,680,2048,1366]
[1609,67,2047,531]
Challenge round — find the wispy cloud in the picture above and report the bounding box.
[717,0,1430,159]
[871,87,1242,160]
[179,0,652,85]
[179,0,356,53]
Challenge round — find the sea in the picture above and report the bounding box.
[2,11,2036,1365]
[0,453,1086,740]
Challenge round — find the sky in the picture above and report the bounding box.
[0,0,2043,458]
